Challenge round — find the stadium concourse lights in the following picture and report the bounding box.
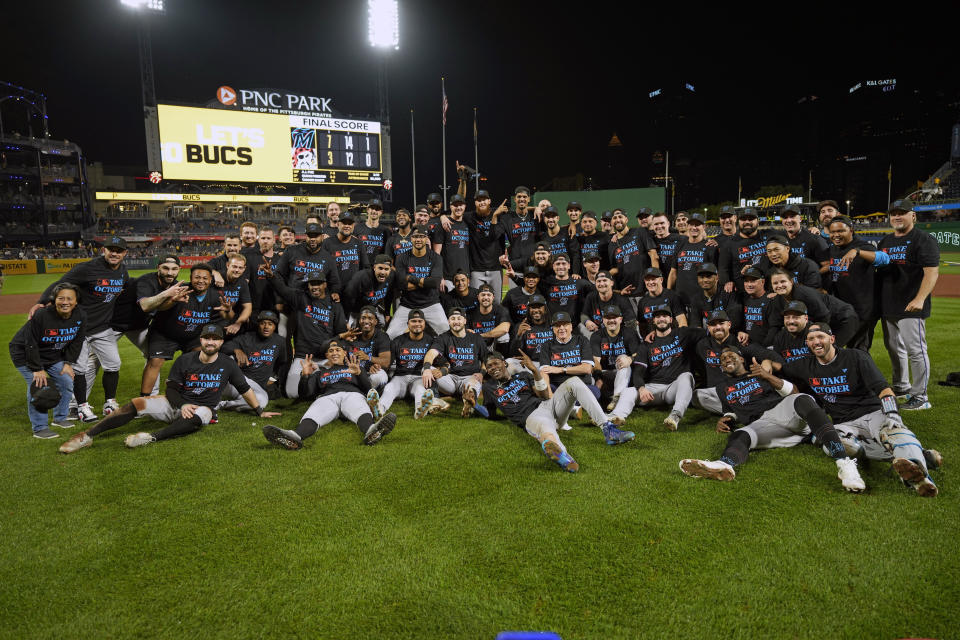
[368,0,399,50]
[120,0,164,12]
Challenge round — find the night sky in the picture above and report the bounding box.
[4,1,956,209]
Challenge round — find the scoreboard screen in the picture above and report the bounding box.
[157,104,383,185]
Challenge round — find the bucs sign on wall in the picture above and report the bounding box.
[157,105,382,186]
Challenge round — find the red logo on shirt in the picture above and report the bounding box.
[47,329,58,336]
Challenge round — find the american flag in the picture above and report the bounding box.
[442,88,448,127]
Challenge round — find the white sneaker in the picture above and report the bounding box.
[836,457,866,493]
[560,423,573,431]
[679,459,735,481]
[103,399,120,415]
[124,432,155,448]
[78,403,98,423]
[59,432,92,454]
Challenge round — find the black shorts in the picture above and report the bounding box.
[147,331,199,360]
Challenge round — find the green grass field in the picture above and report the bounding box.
[1,274,958,639]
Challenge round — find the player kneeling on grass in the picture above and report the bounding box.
[60,325,280,453]
[262,340,396,450]
[783,322,940,497]
[480,351,635,473]
[679,345,865,493]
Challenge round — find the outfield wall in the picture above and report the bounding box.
[0,256,175,274]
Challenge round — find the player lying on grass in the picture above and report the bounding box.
[262,339,397,450]
[480,351,635,473]
[783,322,941,497]
[59,324,280,453]
[679,345,866,492]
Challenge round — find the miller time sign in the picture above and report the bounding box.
[740,194,804,208]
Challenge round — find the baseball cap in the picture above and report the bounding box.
[523,266,541,278]
[651,307,673,317]
[719,205,737,218]
[742,266,764,280]
[698,263,719,275]
[535,242,550,252]
[817,199,839,212]
[783,300,808,315]
[888,199,913,214]
[707,310,730,324]
[158,254,180,266]
[359,305,379,317]
[257,310,279,324]
[766,234,790,247]
[104,236,127,250]
[200,324,225,339]
[411,225,430,236]
[688,213,706,224]
[514,186,530,195]
[582,252,600,263]
[643,267,663,279]
[478,283,495,294]
[807,321,833,335]
[601,304,622,318]
[596,270,613,281]
[373,254,392,265]
[408,309,425,320]
[601,211,613,220]
[426,193,442,204]
[305,222,323,236]
[304,271,326,283]
[721,344,744,357]
[30,383,61,412]
[543,206,559,217]
[582,210,598,220]
[339,212,356,223]
[368,198,383,209]
[552,253,570,263]
[566,201,582,211]
[475,190,490,200]
[528,294,547,307]
[781,204,802,217]
[448,307,466,318]
[637,207,653,218]
[450,194,466,205]
[740,207,759,219]
[551,311,573,325]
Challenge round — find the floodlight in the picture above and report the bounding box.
[121,0,164,13]
[368,0,399,50]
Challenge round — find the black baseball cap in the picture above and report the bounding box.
[783,300,808,315]
[478,284,495,294]
[698,263,719,275]
[368,198,383,210]
[721,344,744,357]
[535,242,550,251]
[514,186,530,195]
[582,210,598,220]
[104,236,127,250]
[448,307,466,318]
[601,211,613,220]
[543,206,559,217]
[651,307,673,317]
[200,324,225,339]
[359,305,379,317]
[582,252,600,263]
[637,207,653,218]
[523,266,541,278]
[601,304,622,318]
[409,309,425,320]
[158,254,180,266]
[427,192,442,204]
[781,204,802,217]
[688,213,706,224]
[740,207,759,219]
[411,225,430,236]
[373,254,392,265]
[596,270,614,281]
[707,310,730,324]
[552,253,570,263]
[551,311,573,325]
[807,321,833,335]
[257,310,279,324]
[450,194,466,205]
[719,206,737,218]
[643,267,663,279]
[566,201,582,211]
[304,271,326,283]
[889,199,913,214]
[766,234,790,247]
[30,383,61,412]
[305,223,323,236]
[528,294,547,307]
[339,212,356,223]
[475,190,490,200]
[742,266,764,280]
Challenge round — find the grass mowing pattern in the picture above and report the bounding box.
[0,297,958,638]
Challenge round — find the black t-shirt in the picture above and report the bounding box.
[877,227,940,319]
[577,231,611,271]
[769,328,812,364]
[502,286,539,324]
[441,287,480,316]
[608,228,656,290]
[653,233,684,274]
[151,289,224,345]
[356,223,391,261]
[715,372,783,425]
[223,331,286,388]
[468,305,510,344]
[385,231,415,260]
[540,276,592,320]
[672,239,719,303]
[509,322,555,360]
[391,333,433,375]
[637,290,686,331]
[742,293,776,346]
[541,231,581,273]
[343,269,396,316]
[465,210,504,270]
[634,327,697,385]
[218,276,252,326]
[688,289,744,332]
[394,250,443,308]
[581,290,637,329]
[539,334,593,387]
[481,372,543,427]
[111,272,165,332]
[167,351,249,408]
[719,232,768,291]
[756,254,821,289]
[269,280,347,357]
[695,332,782,388]
[299,364,371,398]
[348,329,392,371]
[432,331,487,376]
[783,348,888,423]
[590,326,641,370]
[249,252,281,312]
[826,239,877,319]
[788,228,830,264]
[9,306,86,370]
[322,235,370,285]
[499,211,539,261]
[39,256,130,333]
[275,244,342,294]
[434,218,473,277]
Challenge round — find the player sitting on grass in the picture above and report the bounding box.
[60,324,280,453]
[679,345,865,493]
[368,310,434,420]
[262,340,397,450]
[480,351,635,472]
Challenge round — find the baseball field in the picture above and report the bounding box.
[1,272,957,639]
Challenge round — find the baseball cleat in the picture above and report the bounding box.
[663,411,682,432]
[262,425,302,450]
[892,458,938,497]
[103,399,120,416]
[415,389,434,420]
[608,416,625,427]
[33,428,60,440]
[606,395,620,412]
[601,421,634,445]
[679,458,735,481]
[366,389,382,421]
[363,412,397,446]
[923,449,943,470]
[428,397,450,414]
[836,457,866,493]
[124,432,155,448]
[900,397,932,411]
[59,432,92,454]
[559,423,573,431]
[542,440,579,472]
[473,404,489,418]
[78,403,98,423]
[573,404,583,421]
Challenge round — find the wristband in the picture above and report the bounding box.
[880,394,899,416]
[776,380,794,397]
[533,378,548,391]
[254,406,264,416]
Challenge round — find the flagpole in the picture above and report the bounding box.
[887,164,893,208]
[473,107,479,193]
[441,77,448,210]
[664,150,670,215]
[808,169,813,202]
[410,108,417,209]
[737,176,742,205]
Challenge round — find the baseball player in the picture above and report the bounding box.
[422,307,488,417]
[632,308,698,431]
[386,225,450,338]
[590,303,641,416]
[369,310,434,419]
[219,310,287,413]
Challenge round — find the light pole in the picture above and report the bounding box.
[368,0,398,204]
[120,0,164,172]
[846,199,851,215]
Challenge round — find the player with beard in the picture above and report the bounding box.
[780,204,830,268]
[812,200,841,243]
[385,208,415,260]
[504,242,553,286]
[502,267,542,325]
[719,207,767,294]
[217,253,253,336]
[60,324,280,453]
[590,304,641,415]
[754,235,821,289]
[768,301,815,365]
[636,207,653,230]
[220,310,286,412]
[321,202,341,239]
[678,345,865,492]
[668,212,718,306]
[371,310,435,419]
[825,215,880,351]
[433,194,473,287]
[469,284,512,348]
[649,212,684,276]
[262,340,397,450]
[607,209,659,295]
[263,267,349,398]
[441,270,480,317]
[245,227,279,316]
[344,254,397,324]
[540,253,592,323]
[323,211,369,286]
[345,306,391,397]
[421,307,488,416]
[274,222,342,300]
[387,225,449,338]
[426,192,444,218]
[636,267,687,335]
[141,263,233,398]
[784,322,941,496]
[464,190,508,300]
[632,309,698,431]
[357,199,391,262]
[692,310,780,415]
[507,294,555,370]
[239,221,258,251]
[766,269,857,347]
[539,207,581,273]
[739,267,776,345]
[413,204,442,246]
[687,263,743,332]
[481,351,635,473]
[713,206,739,252]
[581,270,636,335]
[499,186,540,266]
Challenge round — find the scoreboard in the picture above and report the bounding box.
[157,104,383,185]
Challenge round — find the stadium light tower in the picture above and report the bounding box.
[368,0,398,201]
[120,0,164,171]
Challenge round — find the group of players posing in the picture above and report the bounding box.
[13,189,940,497]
